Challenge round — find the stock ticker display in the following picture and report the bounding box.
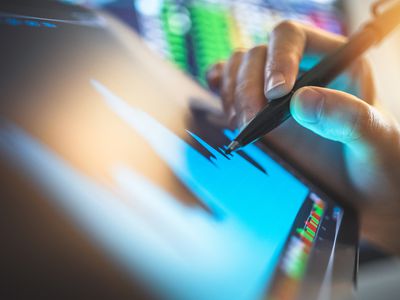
[64,0,345,83]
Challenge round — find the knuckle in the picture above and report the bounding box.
[265,52,298,73]
[225,51,244,75]
[265,52,300,77]
[348,102,377,141]
[207,62,223,75]
[284,52,301,67]
[232,49,245,58]
[360,105,380,138]
[228,50,244,64]
[273,20,299,35]
[234,80,261,106]
[247,44,267,56]
[214,61,225,70]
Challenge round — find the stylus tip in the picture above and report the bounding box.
[225,140,240,155]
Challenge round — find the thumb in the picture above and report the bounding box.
[290,87,391,151]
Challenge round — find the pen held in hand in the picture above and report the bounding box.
[225,1,400,154]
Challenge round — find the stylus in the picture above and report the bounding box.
[225,1,400,154]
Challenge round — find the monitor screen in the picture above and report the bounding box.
[0,2,355,300]
[62,0,346,83]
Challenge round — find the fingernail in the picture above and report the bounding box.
[292,88,324,124]
[265,72,286,99]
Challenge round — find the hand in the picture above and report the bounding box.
[206,21,400,254]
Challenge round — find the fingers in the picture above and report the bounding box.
[234,45,267,128]
[219,51,244,120]
[290,87,392,151]
[206,47,266,128]
[265,21,306,100]
[206,21,373,133]
[265,21,346,100]
[206,62,224,92]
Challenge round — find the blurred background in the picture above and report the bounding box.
[61,0,400,121]
[63,0,346,84]
[57,0,400,298]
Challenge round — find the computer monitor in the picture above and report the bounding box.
[63,0,346,83]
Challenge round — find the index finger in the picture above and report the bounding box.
[265,21,346,100]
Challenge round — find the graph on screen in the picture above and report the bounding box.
[0,79,315,300]
[282,194,326,280]
[131,0,345,82]
[92,79,309,231]
[61,0,345,83]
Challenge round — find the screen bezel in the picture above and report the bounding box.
[255,139,359,299]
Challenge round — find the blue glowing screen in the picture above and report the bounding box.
[0,81,309,300]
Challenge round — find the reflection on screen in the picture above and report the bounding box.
[0,81,311,300]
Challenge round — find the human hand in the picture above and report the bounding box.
[206,21,400,254]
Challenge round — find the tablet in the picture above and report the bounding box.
[0,2,358,300]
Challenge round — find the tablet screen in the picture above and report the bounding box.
[0,2,354,300]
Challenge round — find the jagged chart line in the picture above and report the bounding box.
[0,80,311,300]
[91,79,308,234]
